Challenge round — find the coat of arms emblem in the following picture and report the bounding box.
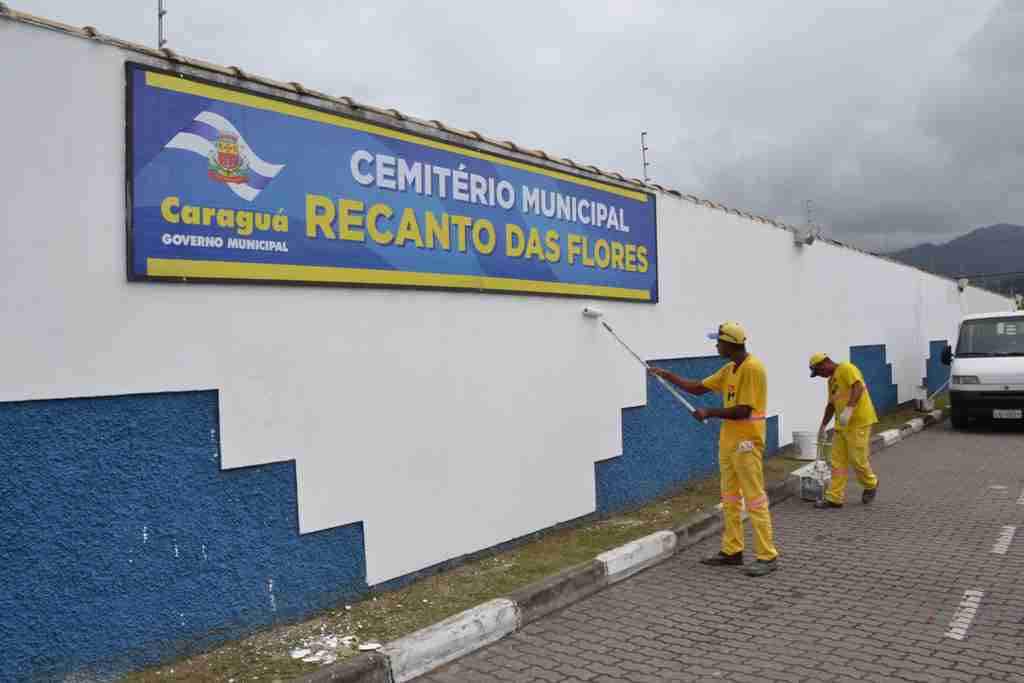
[208,132,250,184]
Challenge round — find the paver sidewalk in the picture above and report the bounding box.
[421,422,1024,682]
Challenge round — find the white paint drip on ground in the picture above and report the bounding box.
[142,526,148,544]
[944,589,984,640]
[202,544,208,561]
[988,485,1008,490]
[991,526,1016,555]
[174,544,179,558]
[268,578,277,613]
[289,633,359,665]
[302,650,335,664]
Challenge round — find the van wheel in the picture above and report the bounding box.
[951,409,968,430]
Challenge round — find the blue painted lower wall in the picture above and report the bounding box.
[0,391,366,683]
[926,339,951,396]
[849,344,899,415]
[0,359,780,681]
[596,355,779,515]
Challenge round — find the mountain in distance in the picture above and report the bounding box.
[888,223,1024,295]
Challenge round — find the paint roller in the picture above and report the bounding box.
[582,307,701,419]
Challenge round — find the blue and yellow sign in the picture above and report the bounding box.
[127,64,658,302]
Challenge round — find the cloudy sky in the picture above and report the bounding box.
[12,0,1022,251]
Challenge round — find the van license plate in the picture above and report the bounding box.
[993,409,1023,419]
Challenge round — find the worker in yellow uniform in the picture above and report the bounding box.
[809,353,879,508]
[649,322,779,577]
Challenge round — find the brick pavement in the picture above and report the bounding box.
[420,422,1024,682]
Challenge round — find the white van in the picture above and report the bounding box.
[942,310,1024,429]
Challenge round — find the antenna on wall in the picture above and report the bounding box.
[640,132,651,183]
[794,199,818,247]
[158,0,168,48]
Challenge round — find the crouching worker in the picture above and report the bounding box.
[648,322,779,577]
[809,353,879,508]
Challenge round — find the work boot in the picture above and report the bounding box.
[746,558,778,577]
[814,499,843,509]
[862,486,878,504]
[700,551,743,566]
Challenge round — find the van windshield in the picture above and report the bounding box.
[956,317,1024,357]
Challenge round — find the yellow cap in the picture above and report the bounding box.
[808,352,830,377]
[715,322,747,345]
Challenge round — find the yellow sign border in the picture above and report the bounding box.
[147,258,652,301]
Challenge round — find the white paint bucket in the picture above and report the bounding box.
[793,431,817,460]
[913,385,935,412]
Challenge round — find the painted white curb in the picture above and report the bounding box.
[878,429,902,446]
[596,530,676,583]
[383,598,519,682]
[930,409,944,421]
[907,417,925,433]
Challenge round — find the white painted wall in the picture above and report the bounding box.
[1,19,1012,584]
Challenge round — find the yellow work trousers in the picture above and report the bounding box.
[720,445,779,561]
[826,426,878,504]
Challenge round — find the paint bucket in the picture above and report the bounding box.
[913,385,934,412]
[917,385,933,411]
[793,431,817,460]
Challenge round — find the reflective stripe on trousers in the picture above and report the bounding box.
[826,426,878,504]
[719,444,778,561]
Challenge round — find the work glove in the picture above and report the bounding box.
[838,407,853,426]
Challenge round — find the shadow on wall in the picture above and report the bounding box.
[0,391,366,683]
[595,355,779,516]
[925,340,951,396]
[849,345,899,415]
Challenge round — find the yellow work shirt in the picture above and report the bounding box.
[828,362,878,431]
[702,354,768,454]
